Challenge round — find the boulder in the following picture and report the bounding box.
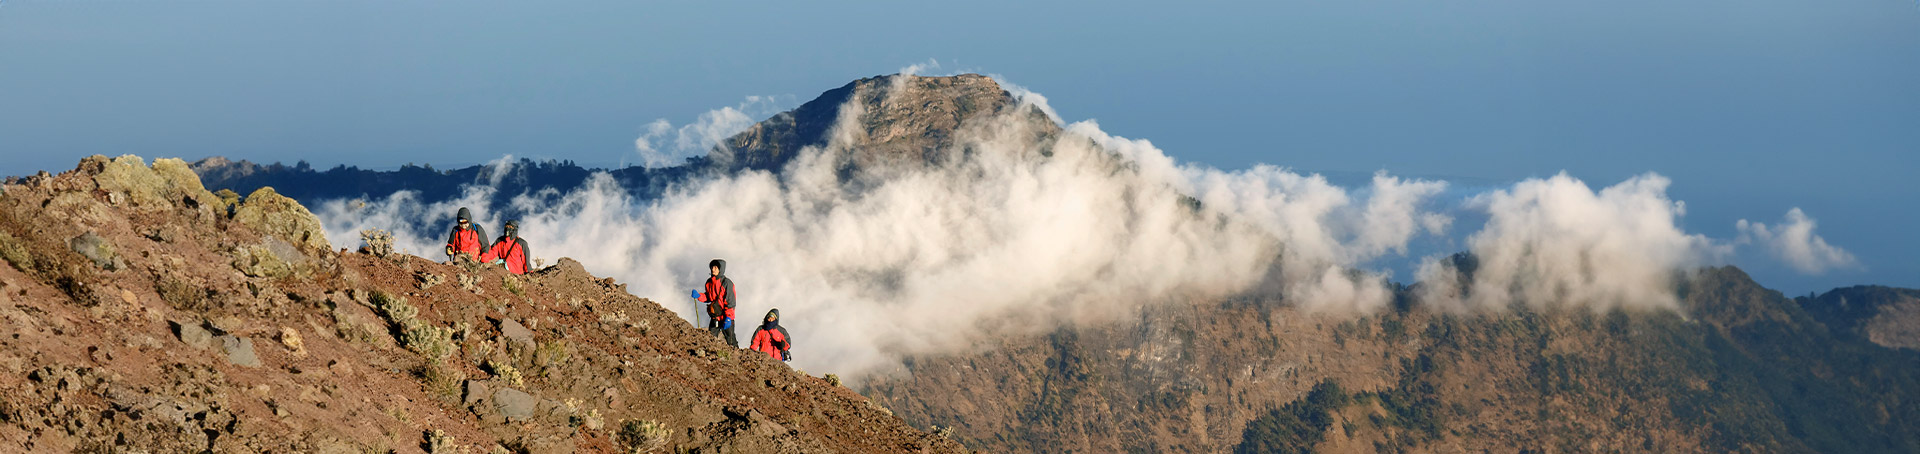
[493,387,537,422]
[496,317,536,350]
[172,320,213,350]
[219,335,261,367]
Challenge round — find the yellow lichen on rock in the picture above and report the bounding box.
[232,187,330,251]
[151,157,222,210]
[93,155,172,209]
[232,242,299,279]
[84,154,224,222]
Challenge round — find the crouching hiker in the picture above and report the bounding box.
[478,220,532,275]
[444,207,488,263]
[694,259,738,347]
[750,308,791,362]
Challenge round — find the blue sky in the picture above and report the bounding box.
[2,0,1915,293]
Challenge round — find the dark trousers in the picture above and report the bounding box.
[709,322,738,348]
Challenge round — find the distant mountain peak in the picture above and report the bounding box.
[714,73,1059,171]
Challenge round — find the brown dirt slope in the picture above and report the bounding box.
[0,155,964,453]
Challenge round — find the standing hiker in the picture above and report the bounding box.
[478,220,533,275]
[444,207,488,263]
[749,308,791,361]
[693,259,738,347]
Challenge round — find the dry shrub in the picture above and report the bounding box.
[419,360,466,402]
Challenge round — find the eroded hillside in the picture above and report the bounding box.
[864,268,1920,453]
[0,156,965,453]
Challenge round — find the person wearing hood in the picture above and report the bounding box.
[693,259,738,347]
[749,308,791,362]
[478,220,533,275]
[444,207,488,262]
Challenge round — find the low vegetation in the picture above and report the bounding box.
[1234,380,1349,454]
[617,419,670,453]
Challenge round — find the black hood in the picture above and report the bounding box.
[709,259,726,276]
[762,308,780,328]
[456,207,473,223]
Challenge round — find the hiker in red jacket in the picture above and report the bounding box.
[444,207,488,263]
[693,259,738,347]
[749,308,791,361]
[478,220,533,275]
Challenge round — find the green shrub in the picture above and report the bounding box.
[361,229,396,258]
[419,361,465,402]
[534,339,571,369]
[424,428,466,453]
[403,322,457,361]
[374,291,418,325]
[333,309,388,347]
[374,292,457,360]
[487,359,524,387]
[616,419,670,453]
[503,275,523,296]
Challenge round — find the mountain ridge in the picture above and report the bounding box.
[0,155,965,452]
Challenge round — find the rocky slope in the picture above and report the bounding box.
[0,155,964,453]
[861,267,1920,453]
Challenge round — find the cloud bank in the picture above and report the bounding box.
[315,76,1849,378]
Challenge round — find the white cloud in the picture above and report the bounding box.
[633,96,792,168]
[1416,172,1728,312]
[1737,208,1859,274]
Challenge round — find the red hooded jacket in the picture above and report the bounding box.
[698,259,736,321]
[750,309,790,361]
[478,236,532,275]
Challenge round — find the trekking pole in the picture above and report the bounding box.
[691,290,703,326]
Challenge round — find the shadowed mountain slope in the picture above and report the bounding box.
[861,266,1920,453]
